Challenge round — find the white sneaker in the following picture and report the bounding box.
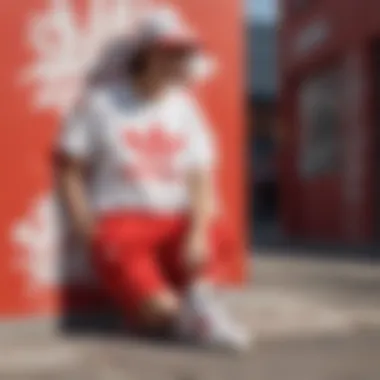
[177,283,253,352]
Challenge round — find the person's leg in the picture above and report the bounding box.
[159,217,251,350]
[91,215,182,333]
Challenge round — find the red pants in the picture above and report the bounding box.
[91,213,228,321]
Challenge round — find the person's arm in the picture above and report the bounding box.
[187,167,213,240]
[56,156,94,243]
[184,96,217,271]
[55,99,96,243]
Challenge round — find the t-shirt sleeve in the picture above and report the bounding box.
[56,98,97,161]
[186,96,217,170]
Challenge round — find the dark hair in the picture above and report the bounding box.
[127,46,151,78]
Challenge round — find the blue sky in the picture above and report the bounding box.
[246,0,278,23]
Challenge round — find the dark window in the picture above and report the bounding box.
[291,0,313,13]
[298,68,342,178]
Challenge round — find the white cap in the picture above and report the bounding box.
[136,8,202,51]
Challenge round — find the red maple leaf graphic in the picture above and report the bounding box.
[122,124,186,181]
[124,124,185,158]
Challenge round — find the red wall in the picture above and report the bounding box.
[0,0,244,317]
[279,0,380,243]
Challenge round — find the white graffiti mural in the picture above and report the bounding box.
[12,194,62,293]
[12,193,94,293]
[20,0,217,115]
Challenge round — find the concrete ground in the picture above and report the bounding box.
[1,251,380,379]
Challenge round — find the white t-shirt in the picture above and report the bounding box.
[58,83,217,215]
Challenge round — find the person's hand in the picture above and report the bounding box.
[183,228,209,274]
[74,218,95,246]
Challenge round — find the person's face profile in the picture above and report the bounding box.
[148,45,192,85]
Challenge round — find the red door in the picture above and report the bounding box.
[297,67,344,240]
